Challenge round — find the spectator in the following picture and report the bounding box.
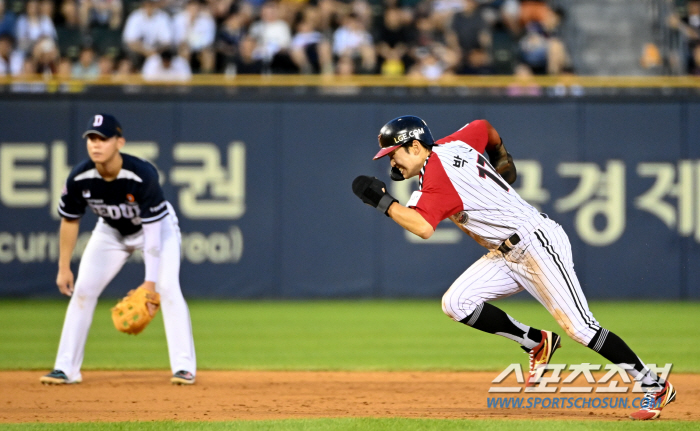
[209,0,253,28]
[408,47,452,80]
[71,45,99,78]
[691,44,700,75]
[15,0,57,53]
[431,0,464,30]
[79,0,123,30]
[172,0,216,73]
[517,9,569,75]
[519,0,555,30]
[113,54,133,80]
[142,47,192,80]
[215,12,244,72]
[30,35,60,75]
[58,0,81,28]
[316,0,340,35]
[39,0,56,24]
[446,0,491,73]
[332,12,375,73]
[0,0,17,38]
[122,0,174,68]
[248,1,293,72]
[375,6,411,74]
[335,53,355,75]
[163,0,189,15]
[97,52,114,76]
[461,46,495,74]
[0,33,23,76]
[409,12,458,72]
[673,0,700,73]
[56,55,72,78]
[229,35,264,74]
[290,10,333,74]
[517,21,547,74]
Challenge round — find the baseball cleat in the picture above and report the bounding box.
[629,381,677,420]
[40,369,81,385]
[525,330,562,388]
[171,370,195,385]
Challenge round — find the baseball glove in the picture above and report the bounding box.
[111,286,160,335]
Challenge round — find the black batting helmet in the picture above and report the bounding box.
[373,115,435,160]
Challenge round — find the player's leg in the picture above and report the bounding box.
[513,221,671,407]
[52,222,130,382]
[441,251,545,351]
[153,208,196,381]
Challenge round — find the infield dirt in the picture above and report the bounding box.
[2,371,699,423]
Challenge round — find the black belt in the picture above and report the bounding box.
[499,213,548,254]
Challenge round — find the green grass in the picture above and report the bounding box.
[0,299,697,372]
[0,418,697,431]
[1,300,698,429]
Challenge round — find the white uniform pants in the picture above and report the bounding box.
[442,217,601,346]
[54,206,196,382]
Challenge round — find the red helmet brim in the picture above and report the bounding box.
[373,144,401,160]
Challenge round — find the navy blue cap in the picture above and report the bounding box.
[82,114,123,139]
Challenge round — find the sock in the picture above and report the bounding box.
[460,302,543,350]
[587,328,662,388]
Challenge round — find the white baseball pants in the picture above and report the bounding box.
[53,206,196,382]
[442,217,601,346]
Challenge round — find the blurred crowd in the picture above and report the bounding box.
[0,0,697,81]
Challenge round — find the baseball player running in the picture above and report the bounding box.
[352,115,676,420]
[40,114,197,385]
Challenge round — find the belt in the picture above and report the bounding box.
[498,213,548,254]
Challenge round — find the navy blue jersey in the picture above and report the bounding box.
[58,153,169,236]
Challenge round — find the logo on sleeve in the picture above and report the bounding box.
[454,211,469,224]
[126,193,135,203]
[82,189,91,198]
[406,191,422,207]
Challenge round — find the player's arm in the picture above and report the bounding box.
[56,218,80,296]
[387,204,434,239]
[482,120,517,184]
[139,220,161,295]
[137,221,162,315]
[352,175,435,239]
[136,163,168,297]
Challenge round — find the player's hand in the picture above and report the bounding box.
[56,268,74,297]
[352,175,398,216]
[486,139,517,184]
[137,281,158,316]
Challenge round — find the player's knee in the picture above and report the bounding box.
[559,322,593,346]
[441,290,480,322]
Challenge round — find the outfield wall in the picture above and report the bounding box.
[1,97,699,299]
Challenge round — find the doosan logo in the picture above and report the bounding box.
[394,128,424,143]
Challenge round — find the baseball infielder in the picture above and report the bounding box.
[352,115,676,420]
[40,113,196,385]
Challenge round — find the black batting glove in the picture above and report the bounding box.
[352,175,398,216]
[390,166,405,181]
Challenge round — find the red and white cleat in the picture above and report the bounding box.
[630,381,677,420]
[525,330,562,388]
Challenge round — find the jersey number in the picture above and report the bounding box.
[476,154,509,192]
